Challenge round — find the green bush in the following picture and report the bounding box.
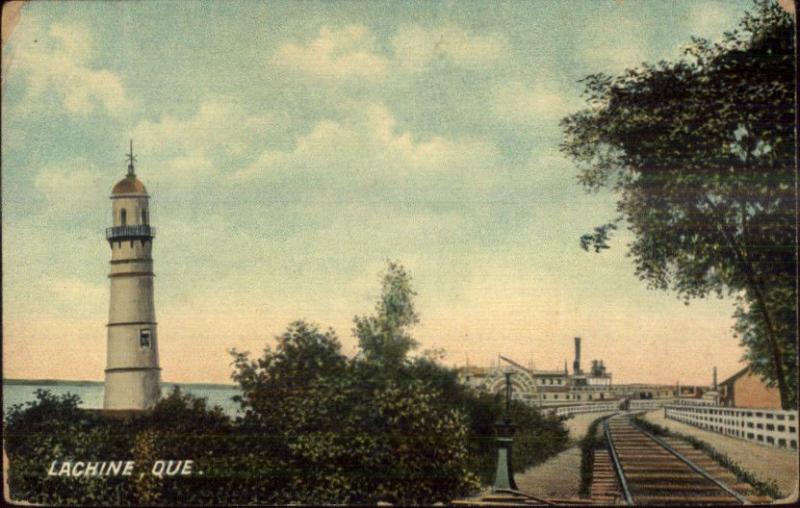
[578,414,610,497]
[5,262,569,504]
[5,359,568,504]
[399,356,570,485]
[3,388,293,505]
[4,390,133,505]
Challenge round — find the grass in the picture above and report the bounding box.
[578,414,610,498]
[631,415,784,500]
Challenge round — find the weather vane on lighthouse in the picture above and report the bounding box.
[126,139,137,177]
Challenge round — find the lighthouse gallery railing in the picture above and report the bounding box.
[106,225,156,240]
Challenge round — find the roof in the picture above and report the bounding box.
[112,175,147,195]
[535,371,567,377]
[499,355,533,373]
[719,366,751,387]
[460,366,488,375]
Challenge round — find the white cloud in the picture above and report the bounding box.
[685,3,740,41]
[491,80,577,124]
[273,25,388,81]
[580,15,649,74]
[233,102,499,188]
[133,97,274,154]
[392,24,510,71]
[33,158,106,212]
[8,19,132,116]
[271,23,511,82]
[132,97,277,180]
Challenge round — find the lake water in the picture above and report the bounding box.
[3,381,242,417]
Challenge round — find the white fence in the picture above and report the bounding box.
[629,399,677,410]
[551,399,678,417]
[554,402,619,417]
[665,405,799,450]
[672,398,718,407]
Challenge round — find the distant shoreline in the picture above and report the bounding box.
[3,379,238,390]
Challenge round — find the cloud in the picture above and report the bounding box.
[392,24,510,71]
[491,80,577,124]
[7,19,132,116]
[33,158,106,212]
[232,102,500,201]
[579,15,649,74]
[271,23,511,82]
[273,25,388,81]
[685,3,740,41]
[132,97,278,181]
[133,97,275,155]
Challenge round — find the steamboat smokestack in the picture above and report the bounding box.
[573,336,582,375]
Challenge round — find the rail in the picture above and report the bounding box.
[602,414,750,505]
[603,416,634,505]
[665,404,798,450]
[554,402,619,417]
[106,225,155,240]
[675,398,718,405]
[633,422,749,504]
[628,399,677,410]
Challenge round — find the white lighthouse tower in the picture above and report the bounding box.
[103,141,161,410]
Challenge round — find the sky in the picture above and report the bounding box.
[2,0,764,385]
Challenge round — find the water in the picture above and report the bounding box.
[3,381,242,417]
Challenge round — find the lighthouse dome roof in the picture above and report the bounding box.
[112,175,147,195]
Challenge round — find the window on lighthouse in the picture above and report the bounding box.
[141,208,148,225]
[139,329,152,350]
[120,209,127,226]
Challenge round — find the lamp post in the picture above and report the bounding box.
[493,371,518,491]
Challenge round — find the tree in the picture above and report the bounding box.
[560,0,796,407]
[3,390,127,505]
[6,263,568,504]
[353,260,420,366]
[230,320,348,429]
[4,387,285,505]
[230,318,480,504]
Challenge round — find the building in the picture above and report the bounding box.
[676,384,706,400]
[571,336,612,387]
[719,366,782,409]
[700,366,721,405]
[457,337,657,408]
[455,336,711,408]
[103,142,161,410]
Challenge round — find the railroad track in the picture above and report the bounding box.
[600,414,771,506]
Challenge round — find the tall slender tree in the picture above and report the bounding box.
[353,261,420,367]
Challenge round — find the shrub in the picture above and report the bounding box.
[4,390,134,505]
[229,321,481,505]
[578,414,609,497]
[5,262,570,504]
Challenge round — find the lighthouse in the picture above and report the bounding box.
[103,141,161,410]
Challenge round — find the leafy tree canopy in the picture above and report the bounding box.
[354,260,420,366]
[6,262,570,505]
[561,0,796,407]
